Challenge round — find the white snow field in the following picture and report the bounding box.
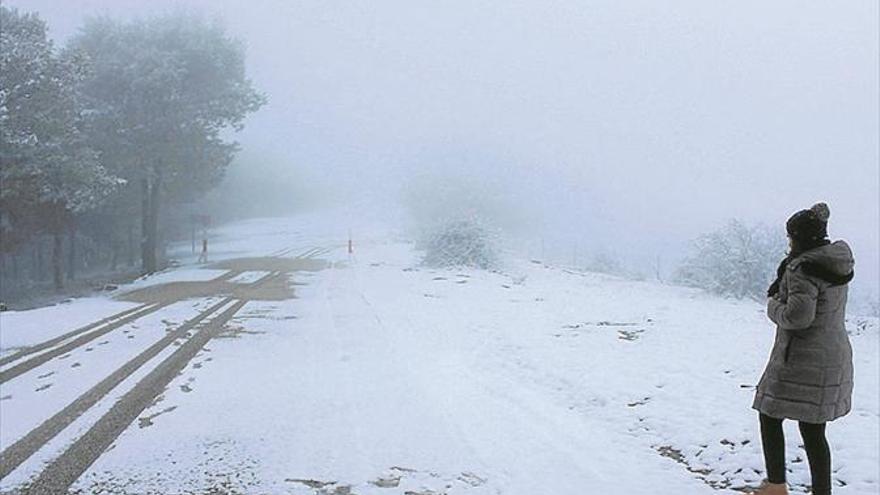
[0,212,877,495]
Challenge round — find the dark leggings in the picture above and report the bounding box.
[760,413,831,495]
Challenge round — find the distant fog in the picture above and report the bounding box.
[14,0,879,304]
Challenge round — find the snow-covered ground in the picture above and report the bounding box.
[1,211,877,494]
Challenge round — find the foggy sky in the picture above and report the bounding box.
[10,0,880,293]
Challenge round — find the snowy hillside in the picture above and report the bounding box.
[1,214,877,495]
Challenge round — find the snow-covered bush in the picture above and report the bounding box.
[675,219,785,300]
[586,251,625,276]
[420,218,499,270]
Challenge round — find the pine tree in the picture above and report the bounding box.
[70,14,265,274]
[0,6,121,289]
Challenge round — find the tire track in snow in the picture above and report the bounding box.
[0,297,237,480]
[1,245,327,489]
[0,304,149,368]
[0,302,174,384]
[0,270,247,381]
[0,244,321,382]
[0,255,315,384]
[0,271,288,482]
[19,298,250,494]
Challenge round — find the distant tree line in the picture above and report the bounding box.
[0,6,264,295]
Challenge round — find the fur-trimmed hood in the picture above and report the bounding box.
[791,240,855,285]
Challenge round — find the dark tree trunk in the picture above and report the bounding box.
[152,171,163,268]
[49,206,67,291]
[67,222,76,281]
[141,169,163,275]
[52,231,64,291]
[141,178,150,273]
[127,224,135,267]
[111,238,119,271]
[36,238,45,281]
[31,246,37,281]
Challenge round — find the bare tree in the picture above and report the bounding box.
[675,219,786,300]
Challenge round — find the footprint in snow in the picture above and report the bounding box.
[617,329,644,341]
[457,472,487,487]
[370,474,400,488]
[138,405,178,428]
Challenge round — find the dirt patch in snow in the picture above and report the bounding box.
[116,257,327,304]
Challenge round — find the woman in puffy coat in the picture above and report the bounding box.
[750,202,855,495]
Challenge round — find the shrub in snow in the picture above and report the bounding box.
[675,219,785,300]
[420,218,499,270]
[586,251,625,276]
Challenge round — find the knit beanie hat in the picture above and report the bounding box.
[786,202,830,243]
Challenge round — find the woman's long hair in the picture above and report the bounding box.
[789,236,830,258]
[767,236,831,297]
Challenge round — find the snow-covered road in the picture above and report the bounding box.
[1,214,877,494]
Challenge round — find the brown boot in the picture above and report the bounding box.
[749,481,789,495]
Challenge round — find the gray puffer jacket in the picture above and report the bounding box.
[752,240,855,423]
